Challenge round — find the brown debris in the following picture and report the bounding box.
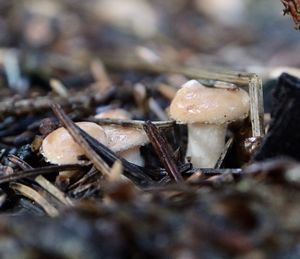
[143,121,183,182]
[282,0,300,29]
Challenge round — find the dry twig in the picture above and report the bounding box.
[143,121,183,182]
[0,87,115,116]
[0,164,81,184]
[91,118,174,129]
[10,182,59,217]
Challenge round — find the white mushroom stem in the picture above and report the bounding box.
[186,123,226,168]
[118,146,144,167]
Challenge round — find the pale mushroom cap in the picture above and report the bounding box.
[95,109,148,152]
[41,122,108,165]
[169,80,250,124]
[95,108,132,120]
[105,126,148,153]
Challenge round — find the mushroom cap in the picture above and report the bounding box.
[95,109,148,152]
[41,122,108,165]
[105,126,148,153]
[95,108,132,120]
[169,80,250,124]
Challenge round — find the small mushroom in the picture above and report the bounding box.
[96,109,148,166]
[41,122,108,165]
[170,80,250,168]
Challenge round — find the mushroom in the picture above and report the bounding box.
[95,109,148,166]
[41,122,108,165]
[169,80,250,168]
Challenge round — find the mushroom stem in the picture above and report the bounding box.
[119,146,144,166]
[187,124,226,168]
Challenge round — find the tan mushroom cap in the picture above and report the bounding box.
[95,109,132,120]
[95,108,148,152]
[41,122,108,165]
[169,80,250,124]
[105,126,148,153]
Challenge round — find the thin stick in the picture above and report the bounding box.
[8,155,73,206]
[0,164,81,184]
[215,137,233,169]
[10,182,59,217]
[51,103,111,176]
[0,87,114,116]
[35,176,73,206]
[249,75,265,137]
[68,166,98,190]
[188,168,243,175]
[144,121,183,182]
[7,154,31,169]
[91,118,175,129]
[102,56,254,85]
